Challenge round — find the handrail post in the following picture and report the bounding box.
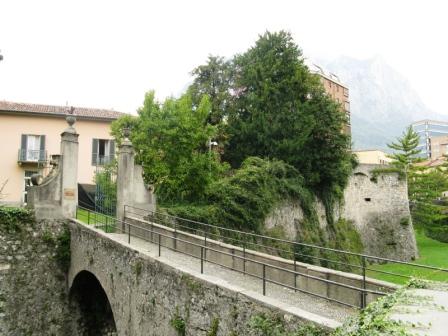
[87,210,90,225]
[128,223,131,244]
[204,227,208,261]
[243,238,246,275]
[361,255,367,309]
[201,247,204,274]
[150,223,154,243]
[294,259,297,292]
[173,221,177,251]
[105,215,108,233]
[158,233,161,257]
[262,264,266,296]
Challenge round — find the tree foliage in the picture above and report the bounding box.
[388,126,448,242]
[219,31,355,203]
[409,165,448,242]
[112,91,229,203]
[189,55,233,125]
[387,126,421,171]
[114,31,356,236]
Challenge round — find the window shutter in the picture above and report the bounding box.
[39,135,46,161]
[109,140,115,161]
[92,138,98,166]
[21,134,27,161]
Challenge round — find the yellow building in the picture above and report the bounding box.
[0,101,125,205]
[353,149,391,165]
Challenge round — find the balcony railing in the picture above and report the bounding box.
[92,155,115,166]
[18,149,47,163]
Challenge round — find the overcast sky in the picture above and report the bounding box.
[1,0,447,115]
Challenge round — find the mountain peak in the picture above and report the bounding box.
[317,55,441,150]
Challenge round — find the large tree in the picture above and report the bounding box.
[223,31,355,202]
[388,126,448,242]
[387,126,421,173]
[112,91,227,203]
[189,55,233,125]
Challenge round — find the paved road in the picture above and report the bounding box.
[109,232,355,323]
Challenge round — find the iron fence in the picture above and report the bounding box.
[123,205,448,291]
[76,205,390,309]
[75,204,448,310]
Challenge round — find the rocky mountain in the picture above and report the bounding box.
[318,56,443,150]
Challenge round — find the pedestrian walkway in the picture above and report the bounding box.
[108,232,356,324]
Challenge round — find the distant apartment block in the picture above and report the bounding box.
[429,135,448,159]
[411,120,448,158]
[308,63,351,135]
[0,101,124,206]
[353,149,391,165]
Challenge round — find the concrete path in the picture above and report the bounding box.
[108,232,356,324]
[390,288,448,336]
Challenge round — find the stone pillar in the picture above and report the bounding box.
[116,129,135,226]
[60,113,79,218]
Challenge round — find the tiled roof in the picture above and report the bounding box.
[0,100,126,120]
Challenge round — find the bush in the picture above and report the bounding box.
[426,224,448,243]
[55,227,71,273]
[0,207,34,233]
[167,157,316,234]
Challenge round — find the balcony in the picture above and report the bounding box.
[18,149,47,164]
[92,155,115,166]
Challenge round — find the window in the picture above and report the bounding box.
[20,134,46,162]
[92,139,115,165]
[344,101,350,111]
[23,170,37,204]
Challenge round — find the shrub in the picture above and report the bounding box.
[0,207,34,233]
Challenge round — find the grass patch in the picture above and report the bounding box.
[368,231,448,284]
[76,208,117,233]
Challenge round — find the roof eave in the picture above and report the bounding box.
[0,109,119,122]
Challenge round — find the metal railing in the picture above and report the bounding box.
[122,205,448,296]
[18,149,47,163]
[92,155,114,166]
[77,205,391,309]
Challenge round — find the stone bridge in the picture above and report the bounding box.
[67,218,344,335]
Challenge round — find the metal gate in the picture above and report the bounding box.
[94,162,117,217]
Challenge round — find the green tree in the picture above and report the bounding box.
[110,114,139,146]
[222,31,355,211]
[388,126,448,242]
[111,91,228,203]
[387,126,421,173]
[189,55,233,125]
[409,165,448,242]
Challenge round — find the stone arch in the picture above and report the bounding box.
[69,270,117,335]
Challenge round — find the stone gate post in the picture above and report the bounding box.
[27,111,79,219]
[116,129,135,226]
[60,113,79,218]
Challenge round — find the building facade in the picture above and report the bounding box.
[353,149,391,165]
[309,63,351,135]
[0,101,124,205]
[411,119,448,159]
[428,135,448,160]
